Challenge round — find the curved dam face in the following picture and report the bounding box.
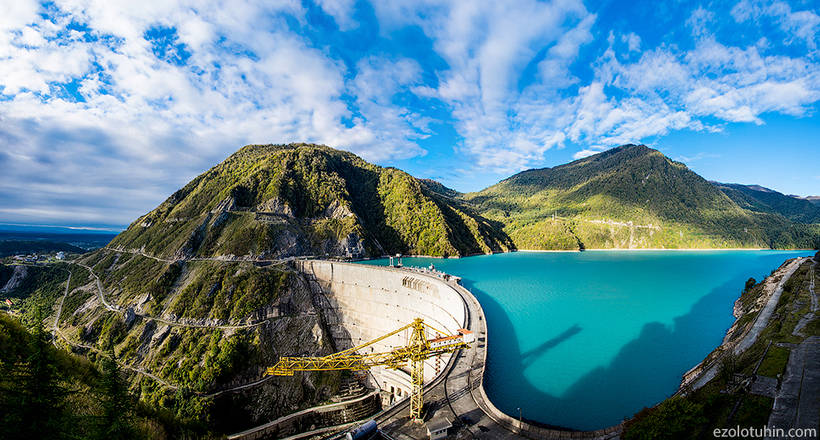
[298,260,467,400]
[297,259,624,439]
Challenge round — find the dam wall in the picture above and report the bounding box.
[295,260,621,439]
[297,260,467,400]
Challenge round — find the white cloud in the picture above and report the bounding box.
[588,33,820,141]
[621,32,641,52]
[373,0,594,172]
[674,152,721,163]
[372,0,820,173]
[316,0,358,30]
[573,149,600,159]
[0,0,434,226]
[686,7,714,37]
[731,0,820,49]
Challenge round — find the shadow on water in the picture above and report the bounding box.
[466,272,754,431]
[520,324,582,369]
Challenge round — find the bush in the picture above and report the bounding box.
[623,396,708,440]
[717,352,739,384]
[744,277,756,293]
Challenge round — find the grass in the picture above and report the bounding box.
[733,395,774,426]
[756,345,790,378]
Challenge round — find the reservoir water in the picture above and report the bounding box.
[360,250,814,430]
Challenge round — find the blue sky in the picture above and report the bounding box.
[0,0,818,230]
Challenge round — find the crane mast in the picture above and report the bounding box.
[265,318,473,421]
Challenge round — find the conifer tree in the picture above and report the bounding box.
[16,311,68,439]
[97,348,134,440]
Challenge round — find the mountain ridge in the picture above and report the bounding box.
[712,182,820,224]
[108,143,818,255]
[465,144,819,250]
[108,143,514,259]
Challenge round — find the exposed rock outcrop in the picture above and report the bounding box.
[0,265,27,292]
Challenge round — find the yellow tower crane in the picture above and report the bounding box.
[265,318,474,420]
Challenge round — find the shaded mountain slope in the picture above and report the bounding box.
[714,183,820,224]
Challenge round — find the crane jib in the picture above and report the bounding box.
[263,318,472,421]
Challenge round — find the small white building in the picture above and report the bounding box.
[56,252,65,260]
[426,417,451,440]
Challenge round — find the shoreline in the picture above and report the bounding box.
[678,257,808,392]
[517,248,787,252]
[364,248,815,260]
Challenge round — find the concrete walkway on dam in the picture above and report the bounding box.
[346,263,622,440]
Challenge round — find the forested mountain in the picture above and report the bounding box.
[106,143,818,255]
[110,144,513,259]
[464,144,820,250]
[714,183,820,224]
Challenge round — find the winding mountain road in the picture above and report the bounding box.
[103,247,300,265]
[75,262,267,330]
[51,270,70,347]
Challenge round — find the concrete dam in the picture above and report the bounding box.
[280,260,622,440]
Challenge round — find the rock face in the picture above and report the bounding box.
[257,197,295,217]
[109,143,513,259]
[0,265,27,292]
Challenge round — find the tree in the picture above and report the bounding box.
[14,312,68,440]
[718,352,739,385]
[744,277,756,293]
[97,349,134,440]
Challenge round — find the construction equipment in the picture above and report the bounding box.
[265,318,474,421]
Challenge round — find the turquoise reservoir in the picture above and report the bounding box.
[360,250,814,430]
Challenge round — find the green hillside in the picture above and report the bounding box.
[714,183,820,224]
[110,144,513,259]
[465,145,820,250]
[0,312,186,439]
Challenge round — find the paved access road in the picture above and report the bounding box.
[689,258,805,391]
